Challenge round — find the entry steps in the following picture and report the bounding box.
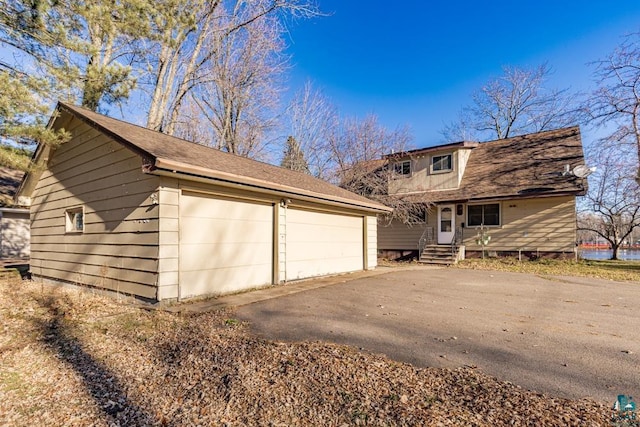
[419,245,459,265]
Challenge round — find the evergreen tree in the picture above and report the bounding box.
[281,136,309,173]
[0,0,153,164]
[0,68,69,168]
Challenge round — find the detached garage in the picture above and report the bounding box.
[18,103,389,303]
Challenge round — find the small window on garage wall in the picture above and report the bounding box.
[65,207,84,233]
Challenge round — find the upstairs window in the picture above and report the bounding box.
[393,160,411,177]
[431,154,452,173]
[65,207,84,233]
[467,203,500,227]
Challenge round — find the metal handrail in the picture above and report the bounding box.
[450,226,463,258]
[418,226,434,254]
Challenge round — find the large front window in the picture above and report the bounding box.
[468,203,500,226]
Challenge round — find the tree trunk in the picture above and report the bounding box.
[610,243,619,260]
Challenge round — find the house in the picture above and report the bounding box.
[0,167,30,259]
[378,127,588,262]
[17,103,390,302]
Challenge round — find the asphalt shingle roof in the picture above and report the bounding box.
[57,103,389,212]
[397,126,587,203]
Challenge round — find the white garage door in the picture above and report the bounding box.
[179,192,273,298]
[285,208,363,281]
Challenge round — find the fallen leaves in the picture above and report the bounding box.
[0,276,612,426]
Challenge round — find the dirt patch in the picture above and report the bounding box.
[0,275,613,426]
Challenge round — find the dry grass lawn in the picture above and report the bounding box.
[0,271,617,426]
[455,257,640,283]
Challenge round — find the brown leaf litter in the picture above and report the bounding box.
[0,275,613,426]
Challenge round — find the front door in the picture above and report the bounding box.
[437,205,455,244]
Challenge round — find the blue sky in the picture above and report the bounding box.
[284,1,640,148]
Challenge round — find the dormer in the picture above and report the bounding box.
[387,141,478,195]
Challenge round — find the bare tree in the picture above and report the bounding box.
[144,0,319,135]
[284,81,338,179]
[184,13,286,157]
[327,115,410,181]
[578,155,640,260]
[326,115,431,223]
[443,63,581,142]
[168,98,215,145]
[283,88,430,223]
[587,32,640,183]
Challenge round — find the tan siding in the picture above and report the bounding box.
[462,196,576,252]
[30,119,160,298]
[46,127,105,167]
[457,150,472,184]
[31,243,158,258]
[31,216,158,234]
[31,204,159,223]
[378,219,427,250]
[31,265,157,299]
[33,167,156,206]
[157,177,180,301]
[366,215,378,269]
[389,150,466,194]
[32,251,157,271]
[381,198,576,254]
[31,232,158,245]
[30,193,157,219]
[278,204,286,283]
[34,153,146,197]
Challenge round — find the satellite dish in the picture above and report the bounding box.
[572,165,593,178]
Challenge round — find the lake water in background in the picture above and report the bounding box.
[579,249,640,261]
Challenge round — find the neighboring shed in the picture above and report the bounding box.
[17,103,389,302]
[0,167,30,259]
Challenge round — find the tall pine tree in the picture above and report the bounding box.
[280,136,309,173]
[0,0,153,166]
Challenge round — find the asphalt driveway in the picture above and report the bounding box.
[234,267,640,403]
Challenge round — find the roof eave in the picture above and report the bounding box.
[14,103,66,202]
[57,102,156,162]
[438,190,585,203]
[151,157,392,213]
[385,141,479,159]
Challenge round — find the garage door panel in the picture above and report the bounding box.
[287,226,359,242]
[288,217,361,234]
[180,242,273,271]
[286,241,362,255]
[180,193,273,298]
[180,265,271,297]
[180,217,272,245]
[287,256,362,279]
[181,194,269,218]
[286,208,363,280]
